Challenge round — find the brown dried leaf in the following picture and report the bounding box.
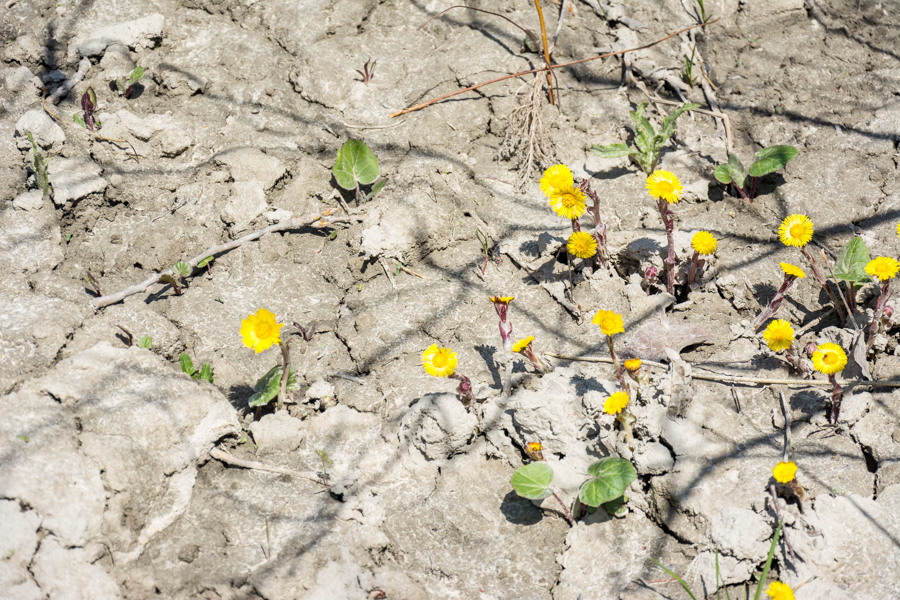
[623,311,714,362]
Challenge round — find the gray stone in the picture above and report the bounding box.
[30,536,120,600]
[306,378,335,401]
[71,14,165,58]
[851,399,900,491]
[633,441,674,475]
[399,393,477,460]
[218,147,286,190]
[249,410,304,455]
[159,128,192,157]
[15,110,65,150]
[710,507,771,562]
[4,66,42,95]
[838,390,871,425]
[0,501,42,598]
[221,181,266,230]
[12,189,44,211]
[47,157,107,205]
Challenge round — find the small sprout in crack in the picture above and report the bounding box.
[137,334,152,349]
[315,449,335,483]
[75,87,99,131]
[355,58,376,85]
[116,66,145,98]
[180,353,214,383]
[293,321,317,343]
[714,146,798,203]
[85,269,102,297]
[117,324,134,346]
[24,131,51,198]
[197,256,214,277]
[684,45,698,86]
[333,138,386,204]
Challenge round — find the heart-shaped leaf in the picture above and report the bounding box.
[748,145,798,177]
[579,457,636,507]
[510,462,554,499]
[832,236,874,285]
[333,139,380,190]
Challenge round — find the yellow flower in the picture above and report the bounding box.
[422,344,458,378]
[763,320,795,353]
[691,231,717,255]
[897,220,900,240]
[567,231,597,259]
[525,441,544,461]
[489,295,514,305]
[780,262,806,279]
[592,309,624,336]
[865,256,900,282]
[811,343,847,375]
[646,170,683,204]
[512,336,534,353]
[778,214,814,248]
[624,358,642,372]
[240,308,282,353]
[540,164,587,219]
[765,580,795,600]
[604,391,630,415]
[772,461,798,484]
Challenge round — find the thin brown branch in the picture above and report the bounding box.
[93,209,360,308]
[209,447,323,485]
[390,19,719,118]
[533,0,556,106]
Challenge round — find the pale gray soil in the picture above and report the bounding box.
[2,0,900,598]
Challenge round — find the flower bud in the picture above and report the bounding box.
[884,306,894,319]
[525,442,545,462]
[645,265,659,282]
[805,342,818,358]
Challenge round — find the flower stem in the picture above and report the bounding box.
[866,281,893,352]
[657,198,677,295]
[686,250,705,288]
[451,373,477,407]
[551,491,576,526]
[828,373,843,424]
[749,274,797,332]
[606,335,629,393]
[277,338,291,411]
[800,247,842,321]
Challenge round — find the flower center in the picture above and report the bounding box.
[560,193,577,207]
[789,224,805,238]
[433,352,448,368]
[657,182,674,196]
[823,352,837,366]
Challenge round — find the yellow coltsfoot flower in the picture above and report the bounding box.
[691,231,717,255]
[603,391,630,415]
[763,319,795,352]
[592,309,624,336]
[865,256,900,282]
[422,344,458,378]
[567,231,598,259]
[778,214,814,248]
[512,336,534,353]
[765,581,795,600]
[772,461,798,484]
[540,164,587,219]
[811,342,847,375]
[624,358,642,372]
[240,308,283,353]
[780,262,806,279]
[646,170,683,204]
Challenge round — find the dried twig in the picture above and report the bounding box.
[390,19,718,118]
[778,391,791,462]
[48,58,91,104]
[93,209,360,308]
[210,447,323,485]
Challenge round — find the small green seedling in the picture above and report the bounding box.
[116,66,145,98]
[315,449,335,482]
[592,102,699,174]
[333,138,386,204]
[249,364,299,407]
[577,457,637,514]
[714,146,798,203]
[137,334,152,349]
[684,46,698,86]
[25,131,51,198]
[65,233,73,244]
[73,87,99,131]
[832,236,873,311]
[160,260,192,296]
[197,256,213,276]
[695,0,707,23]
[180,353,214,383]
[85,269,102,297]
[475,227,492,276]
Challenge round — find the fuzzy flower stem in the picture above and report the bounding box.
[686,250,705,288]
[784,344,809,377]
[750,273,799,332]
[606,335,629,392]
[450,373,477,407]
[616,410,636,448]
[493,304,513,353]
[828,373,843,424]
[867,281,893,352]
[277,338,291,411]
[579,180,609,269]
[551,491,576,526]
[800,247,842,319]
[521,346,550,374]
[656,198,677,295]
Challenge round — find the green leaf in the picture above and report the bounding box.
[173,261,191,278]
[590,143,633,159]
[197,256,213,269]
[198,363,214,383]
[137,335,152,349]
[366,177,386,200]
[727,152,747,189]
[832,236,874,285]
[713,164,733,185]
[129,66,145,85]
[333,139,380,190]
[658,102,699,143]
[649,557,698,600]
[748,145,798,178]
[179,353,196,376]
[752,520,783,600]
[248,364,298,407]
[510,462,554,499]
[579,457,636,507]
[159,274,180,289]
[73,114,87,129]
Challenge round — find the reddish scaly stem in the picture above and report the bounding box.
[657,198,677,295]
[800,247,842,321]
[551,491,576,526]
[606,335,629,393]
[828,373,843,424]
[686,250,705,288]
[450,373,477,407]
[749,272,799,332]
[866,281,893,352]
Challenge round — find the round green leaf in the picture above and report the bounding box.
[333,139,380,190]
[713,164,733,185]
[511,462,554,500]
[580,458,636,507]
[748,145,798,178]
